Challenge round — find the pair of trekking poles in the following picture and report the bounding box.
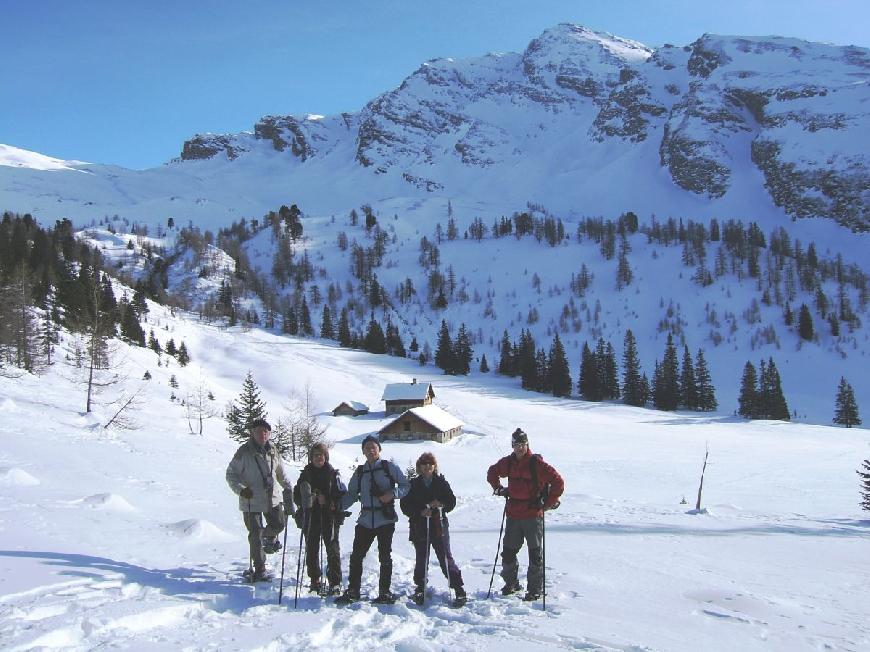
[486,492,549,611]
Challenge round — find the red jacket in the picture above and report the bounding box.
[487,449,564,519]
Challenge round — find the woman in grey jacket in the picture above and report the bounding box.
[335,435,410,604]
[225,419,293,582]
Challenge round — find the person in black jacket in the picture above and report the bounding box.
[400,452,467,606]
[293,442,346,595]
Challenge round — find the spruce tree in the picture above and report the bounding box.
[548,333,572,397]
[622,329,645,407]
[226,371,268,443]
[834,377,861,427]
[578,341,597,400]
[694,349,717,411]
[119,296,146,346]
[497,330,513,375]
[518,329,538,390]
[320,305,335,339]
[680,345,698,409]
[299,298,313,336]
[337,307,352,347]
[763,358,790,420]
[363,315,386,354]
[738,361,758,418]
[148,329,161,354]
[655,334,680,411]
[479,353,490,373]
[176,342,190,366]
[284,306,298,335]
[166,338,177,357]
[603,341,620,400]
[434,320,454,374]
[385,321,406,358]
[454,323,473,375]
[798,303,814,341]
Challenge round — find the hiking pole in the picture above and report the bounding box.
[486,500,508,599]
[423,509,431,605]
[319,503,326,597]
[247,498,254,583]
[541,484,551,612]
[278,501,292,604]
[295,481,313,608]
[293,509,305,608]
[437,506,453,604]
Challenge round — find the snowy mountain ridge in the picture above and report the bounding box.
[0,24,868,234]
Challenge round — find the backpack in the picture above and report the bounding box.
[509,453,550,508]
[353,461,398,520]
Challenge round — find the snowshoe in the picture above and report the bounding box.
[501,580,522,596]
[522,591,542,602]
[451,587,467,607]
[334,590,360,606]
[308,580,322,594]
[242,568,273,583]
[262,537,282,554]
[326,584,342,596]
[371,591,397,605]
[410,587,425,606]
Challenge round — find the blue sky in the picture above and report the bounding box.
[3,0,868,169]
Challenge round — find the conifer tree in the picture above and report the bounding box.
[385,321,406,357]
[320,305,335,339]
[535,348,549,393]
[858,459,870,511]
[738,361,758,418]
[498,330,513,376]
[654,334,680,411]
[603,341,620,400]
[548,333,572,397]
[834,377,861,427]
[762,358,790,420]
[518,330,538,390]
[337,307,352,347]
[226,371,268,443]
[454,323,473,375]
[363,315,386,354]
[148,329,161,354]
[284,306,298,335]
[680,345,698,409]
[578,341,598,400]
[434,320,454,374]
[694,349,717,411]
[798,303,814,341]
[176,342,190,366]
[299,297,313,336]
[622,329,645,407]
[119,296,145,347]
[479,353,489,373]
[166,338,177,357]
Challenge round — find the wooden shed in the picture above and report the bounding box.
[382,379,434,416]
[378,405,463,444]
[332,401,369,417]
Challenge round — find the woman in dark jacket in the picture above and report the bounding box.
[400,452,466,606]
[293,442,346,594]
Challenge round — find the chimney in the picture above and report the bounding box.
[412,378,417,384]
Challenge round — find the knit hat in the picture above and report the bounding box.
[309,442,330,462]
[361,434,382,451]
[511,428,528,445]
[251,418,272,432]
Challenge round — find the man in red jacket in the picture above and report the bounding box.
[486,427,564,601]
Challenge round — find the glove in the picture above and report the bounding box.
[282,487,296,514]
[495,486,509,498]
[545,500,561,511]
[240,487,254,499]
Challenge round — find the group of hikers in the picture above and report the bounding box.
[225,419,564,607]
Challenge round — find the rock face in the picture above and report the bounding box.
[176,24,869,231]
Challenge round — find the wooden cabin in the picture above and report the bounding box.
[381,379,435,416]
[332,401,369,417]
[378,405,463,443]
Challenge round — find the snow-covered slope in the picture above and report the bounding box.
[1,302,868,651]
[0,25,867,234]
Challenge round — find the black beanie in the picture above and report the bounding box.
[251,418,272,431]
[361,434,382,451]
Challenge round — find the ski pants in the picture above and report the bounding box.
[500,515,543,593]
[304,509,342,587]
[243,504,285,572]
[412,518,463,590]
[347,523,394,595]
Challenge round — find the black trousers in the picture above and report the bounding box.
[412,519,463,590]
[243,504,285,572]
[303,508,342,587]
[347,523,394,595]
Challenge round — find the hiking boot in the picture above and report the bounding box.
[452,586,467,607]
[334,590,359,605]
[251,568,273,582]
[262,537,282,554]
[372,591,397,604]
[522,591,542,602]
[308,580,322,594]
[411,587,425,605]
[501,580,522,596]
[326,584,342,596]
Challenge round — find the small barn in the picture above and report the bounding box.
[382,379,434,416]
[379,405,463,443]
[332,401,369,417]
